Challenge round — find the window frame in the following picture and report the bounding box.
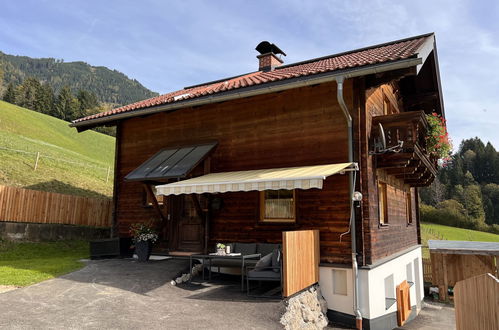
[406,189,413,225]
[259,189,296,223]
[378,181,388,225]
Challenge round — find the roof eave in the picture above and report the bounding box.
[70,56,423,130]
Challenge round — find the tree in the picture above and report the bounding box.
[16,77,41,110]
[420,178,446,206]
[35,83,55,114]
[478,143,499,184]
[54,86,79,121]
[76,89,99,118]
[461,184,486,228]
[459,138,485,156]
[482,184,499,225]
[2,82,17,103]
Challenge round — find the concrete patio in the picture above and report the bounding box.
[0,258,455,329]
[0,258,284,330]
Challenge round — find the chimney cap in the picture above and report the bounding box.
[255,41,286,56]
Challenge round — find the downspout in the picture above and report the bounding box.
[335,76,362,329]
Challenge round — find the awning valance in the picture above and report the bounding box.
[124,142,217,182]
[155,162,357,196]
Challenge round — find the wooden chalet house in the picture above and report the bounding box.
[72,34,445,330]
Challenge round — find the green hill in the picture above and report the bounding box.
[0,51,158,105]
[0,100,114,198]
[421,222,499,257]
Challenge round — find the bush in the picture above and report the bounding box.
[421,200,499,233]
[421,201,469,228]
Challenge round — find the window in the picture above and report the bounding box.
[143,186,165,207]
[406,263,413,283]
[406,190,413,224]
[333,269,348,296]
[384,274,396,310]
[260,190,295,222]
[378,181,388,225]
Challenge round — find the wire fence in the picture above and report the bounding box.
[0,145,114,183]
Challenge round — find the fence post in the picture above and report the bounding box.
[34,152,40,171]
[106,166,111,183]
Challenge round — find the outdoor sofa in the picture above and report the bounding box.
[208,242,281,289]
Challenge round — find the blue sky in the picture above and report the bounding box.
[1,0,498,149]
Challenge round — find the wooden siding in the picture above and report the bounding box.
[116,82,354,263]
[0,185,112,227]
[361,83,419,264]
[430,252,496,301]
[454,273,499,330]
[283,230,320,297]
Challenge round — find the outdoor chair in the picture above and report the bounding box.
[246,249,282,298]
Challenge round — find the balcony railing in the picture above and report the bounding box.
[371,111,437,187]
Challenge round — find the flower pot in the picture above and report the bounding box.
[135,240,152,262]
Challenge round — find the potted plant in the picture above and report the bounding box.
[425,113,452,164]
[130,222,158,262]
[216,243,226,255]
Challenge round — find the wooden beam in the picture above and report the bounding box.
[404,91,438,108]
[365,67,416,89]
[143,183,167,222]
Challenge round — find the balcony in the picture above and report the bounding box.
[371,111,438,187]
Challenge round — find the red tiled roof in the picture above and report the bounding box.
[73,34,432,125]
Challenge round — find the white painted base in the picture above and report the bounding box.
[319,246,424,320]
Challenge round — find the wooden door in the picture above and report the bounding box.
[168,195,204,252]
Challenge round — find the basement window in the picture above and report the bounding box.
[384,274,396,310]
[378,181,388,225]
[260,190,295,223]
[333,269,348,296]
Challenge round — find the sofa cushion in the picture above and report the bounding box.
[247,269,280,279]
[271,249,281,273]
[256,243,281,256]
[254,252,272,271]
[234,243,257,255]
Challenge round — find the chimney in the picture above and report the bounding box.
[255,41,286,72]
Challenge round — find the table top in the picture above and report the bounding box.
[190,253,261,259]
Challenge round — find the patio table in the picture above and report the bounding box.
[189,253,261,291]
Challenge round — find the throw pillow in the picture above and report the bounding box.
[254,252,272,271]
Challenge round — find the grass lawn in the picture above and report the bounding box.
[420,222,499,258]
[0,100,114,198]
[0,240,89,286]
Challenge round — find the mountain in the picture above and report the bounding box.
[0,51,158,106]
[0,100,114,198]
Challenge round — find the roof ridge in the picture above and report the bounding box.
[277,32,434,70]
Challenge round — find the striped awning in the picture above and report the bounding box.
[155,163,357,196]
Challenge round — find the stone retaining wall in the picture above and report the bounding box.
[280,284,329,329]
[0,221,110,241]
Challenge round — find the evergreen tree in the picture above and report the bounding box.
[76,89,99,118]
[16,77,41,110]
[54,86,79,121]
[35,83,55,114]
[482,184,499,225]
[2,82,17,103]
[479,143,499,184]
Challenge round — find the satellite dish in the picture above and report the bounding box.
[370,122,403,155]
[378,123,387,151]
